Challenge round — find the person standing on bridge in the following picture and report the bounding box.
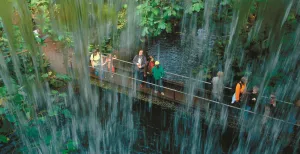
[144,56,155,88]
[103,54,117,78]
[231,77,247,107]
[211,71,224,102]
[246,86,259,112]
[133,49,147,88]
[152,61,165,95]
[90,49,105,78]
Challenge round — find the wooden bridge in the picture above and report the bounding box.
[2,49,300,148]
[3,50,298,129]
[86,55,299,130]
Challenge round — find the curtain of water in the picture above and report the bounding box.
[0,0,299,153]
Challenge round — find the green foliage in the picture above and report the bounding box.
[41,71,71,89]
[186,0,204,14]
[28,0,51,34]
[6,114,17,123]
[0,135,9,143]
[0,20,25,54]
[62,109,72,119]
[117,4,128,30]
[187,0,204,13]
[136,0,182,37]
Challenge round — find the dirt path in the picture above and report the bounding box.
[42,38,72,74]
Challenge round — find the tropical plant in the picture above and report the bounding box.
[117,4,128,30]
[136,0,183,37]
[186,0,204,14]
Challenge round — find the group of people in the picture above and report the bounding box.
[211,72,300,126]
[132,50,165,95]
[89,49,165,95]
[90,48,299,127]
[211,73,275,114]
[90,49,116,78]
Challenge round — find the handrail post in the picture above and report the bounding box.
[174,90,176,100]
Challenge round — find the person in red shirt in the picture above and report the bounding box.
[144,56,155,88]
[103,54,116,77]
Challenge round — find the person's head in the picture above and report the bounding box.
[269,94,276,104]
[93,49,100,55]
[107,54,112,58]
[149,56,154,61]
[241,77,248,84]
[139,50,143,56]
[217,71,224,77]
[270,94,276,100]
[155,61,160,67]
[253,86,259,93]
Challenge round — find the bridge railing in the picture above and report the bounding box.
[2,50,293,105]
[90,66,300,128]
[99,54,292,105]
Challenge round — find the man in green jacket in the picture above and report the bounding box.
[152,61,165,95]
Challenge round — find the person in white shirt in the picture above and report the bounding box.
[211,71,224,101]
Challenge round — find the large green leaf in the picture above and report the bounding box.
[152,8,160,16]
[158,21,166,30]
[0,135,9,143]
[51,90,58,95]
[192,3,204,12]
[41,73,49,78]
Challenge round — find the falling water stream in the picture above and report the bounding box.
[0,0,300,153]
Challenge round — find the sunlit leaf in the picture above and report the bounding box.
[0,135,9,143]
[158,21,166,30]
[192,3,203,12]
[42,73,49,78]
[51,90,58,94]
[59,93,67,97]
[152,8,160,16]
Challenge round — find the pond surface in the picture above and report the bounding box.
[147,29,217,82]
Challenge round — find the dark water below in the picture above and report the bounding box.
[147,29,216,82]
[1,87,297,153]
[93,88,297,153]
